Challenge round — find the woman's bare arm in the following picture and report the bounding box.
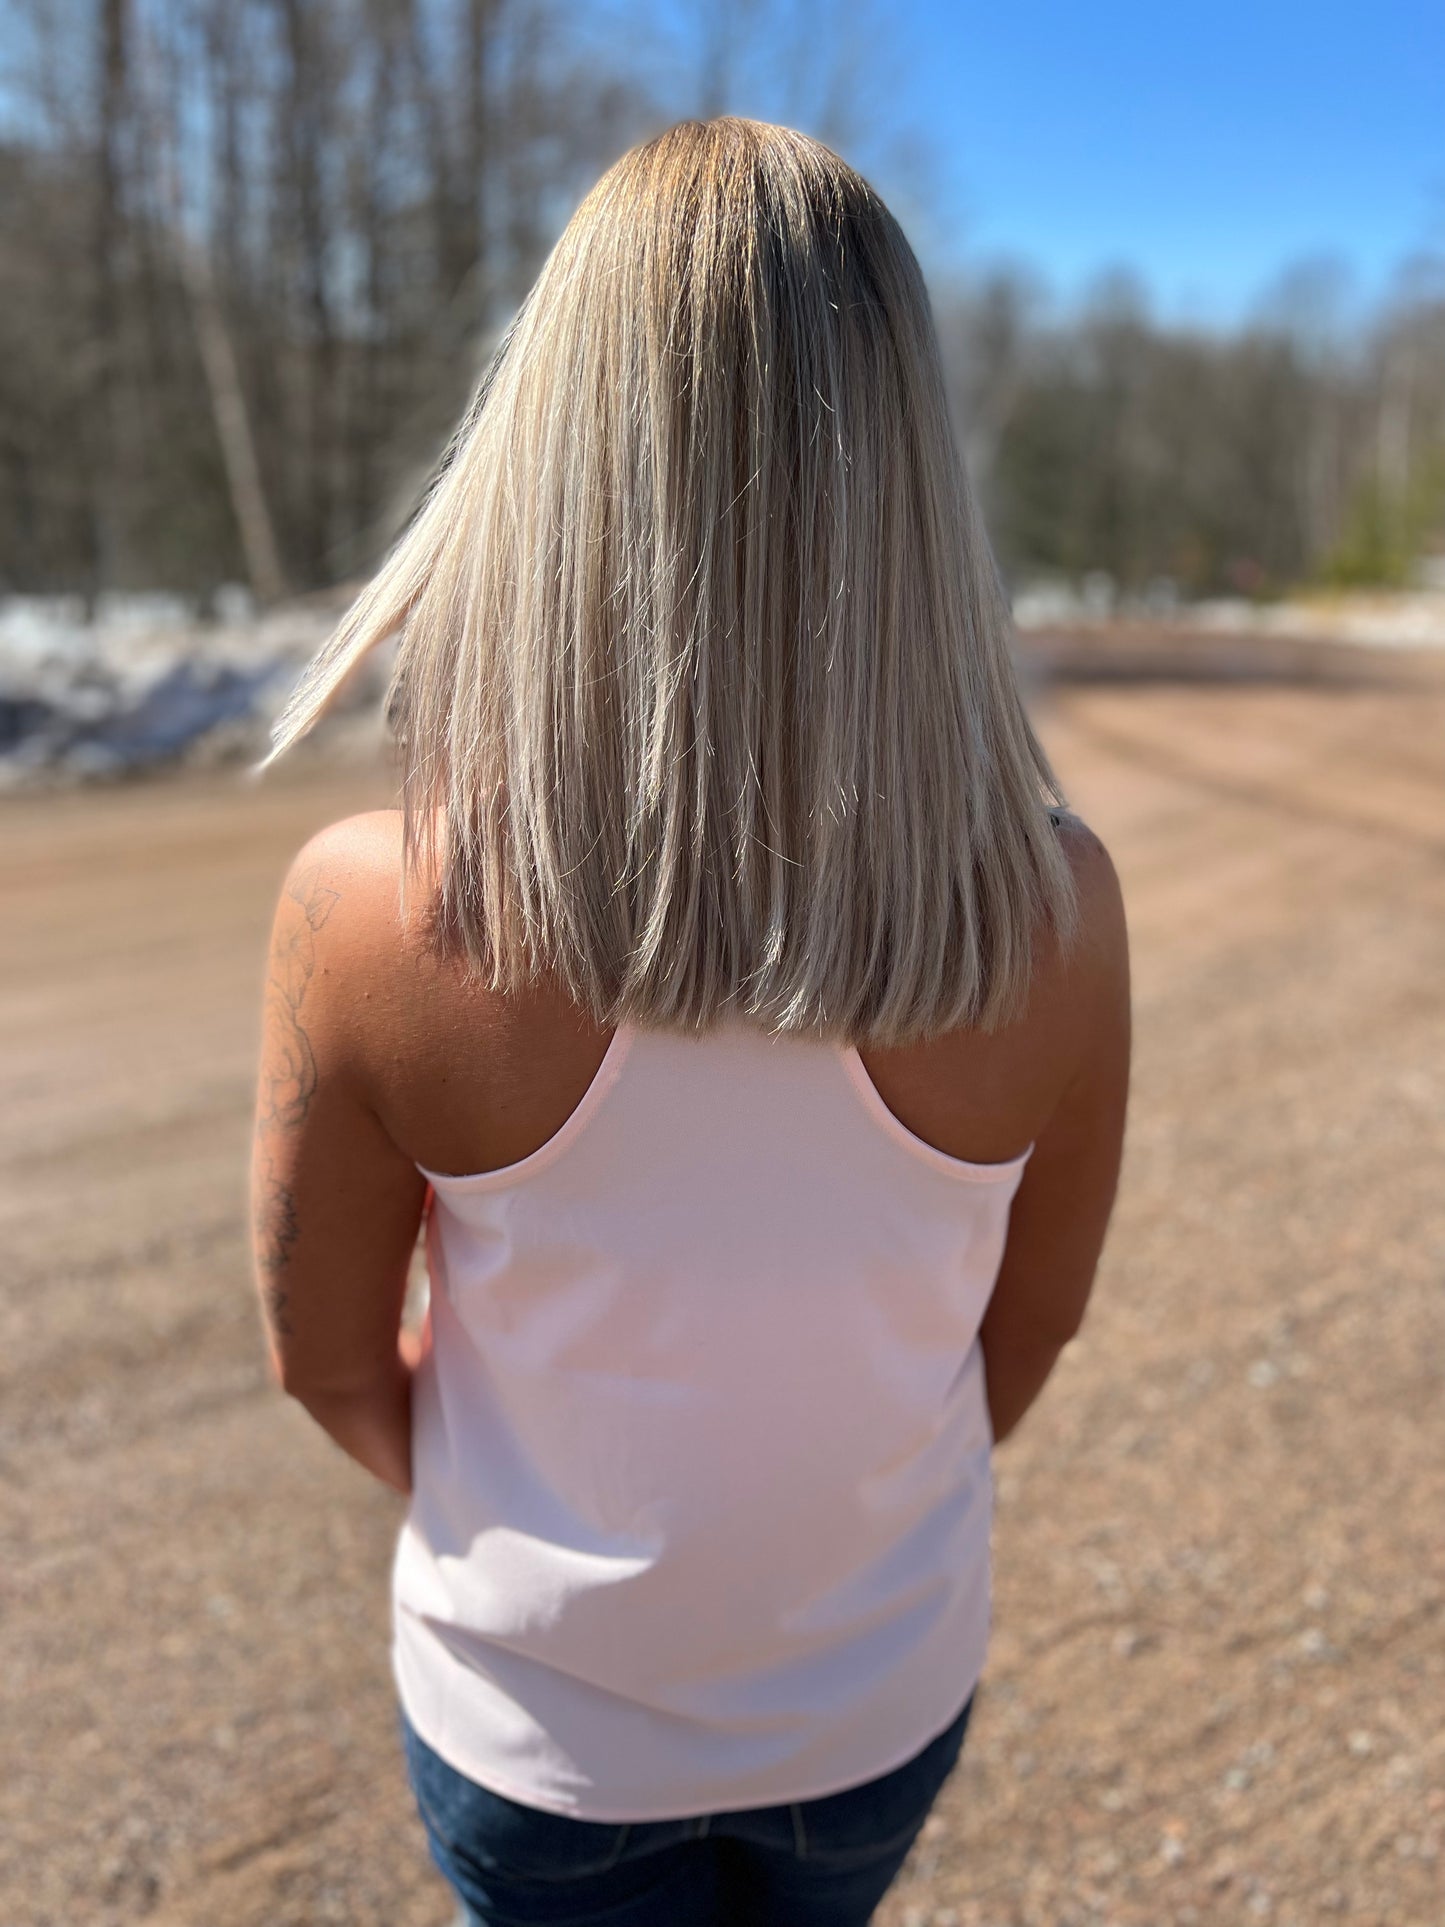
[979,823,1131,1445]
[249,820,430,1494]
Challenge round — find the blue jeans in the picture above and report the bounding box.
[400,1690,976,1926]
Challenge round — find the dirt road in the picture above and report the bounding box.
[2,647,1441,1927]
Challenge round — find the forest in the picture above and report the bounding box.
[2,0,1442,607]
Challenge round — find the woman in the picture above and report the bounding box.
[249,118,1129,1927]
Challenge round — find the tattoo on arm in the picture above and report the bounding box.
[258,866,340,1132]
[253,865,341,1343]
[253,1184,300,1333]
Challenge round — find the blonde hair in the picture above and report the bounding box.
[254,117,1077,1044]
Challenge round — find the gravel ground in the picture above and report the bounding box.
[1,644,1441,1927]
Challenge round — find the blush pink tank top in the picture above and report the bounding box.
[390,1016,1031,1820]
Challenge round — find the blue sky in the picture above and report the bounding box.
[622,0,1445,327]
[896,0,1444,323]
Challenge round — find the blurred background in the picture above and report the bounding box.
[1,0,1443,767]
[2,5,1442,1926]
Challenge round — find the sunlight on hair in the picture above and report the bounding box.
[254,117,1077,1043]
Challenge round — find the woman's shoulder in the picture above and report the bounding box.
[1045,805,1115,877]
[1023,808,1128,1032]
[266,810,481,1100]
[1046,808,1125,945]
[1045,811,1130,1062]
[269,809,438,983]
[286,807,405,868]
[278,808,437,903]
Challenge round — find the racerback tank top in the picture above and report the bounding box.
[391,1015,1031,1820]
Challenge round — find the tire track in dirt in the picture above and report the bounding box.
[1059,703,1445,859]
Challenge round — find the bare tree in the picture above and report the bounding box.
[0,0,1439,601]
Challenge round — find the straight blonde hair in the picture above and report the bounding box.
[254,117,1077,1045]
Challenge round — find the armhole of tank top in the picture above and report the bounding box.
[839,1048,1035,1184]
[415,1020,637,1190]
